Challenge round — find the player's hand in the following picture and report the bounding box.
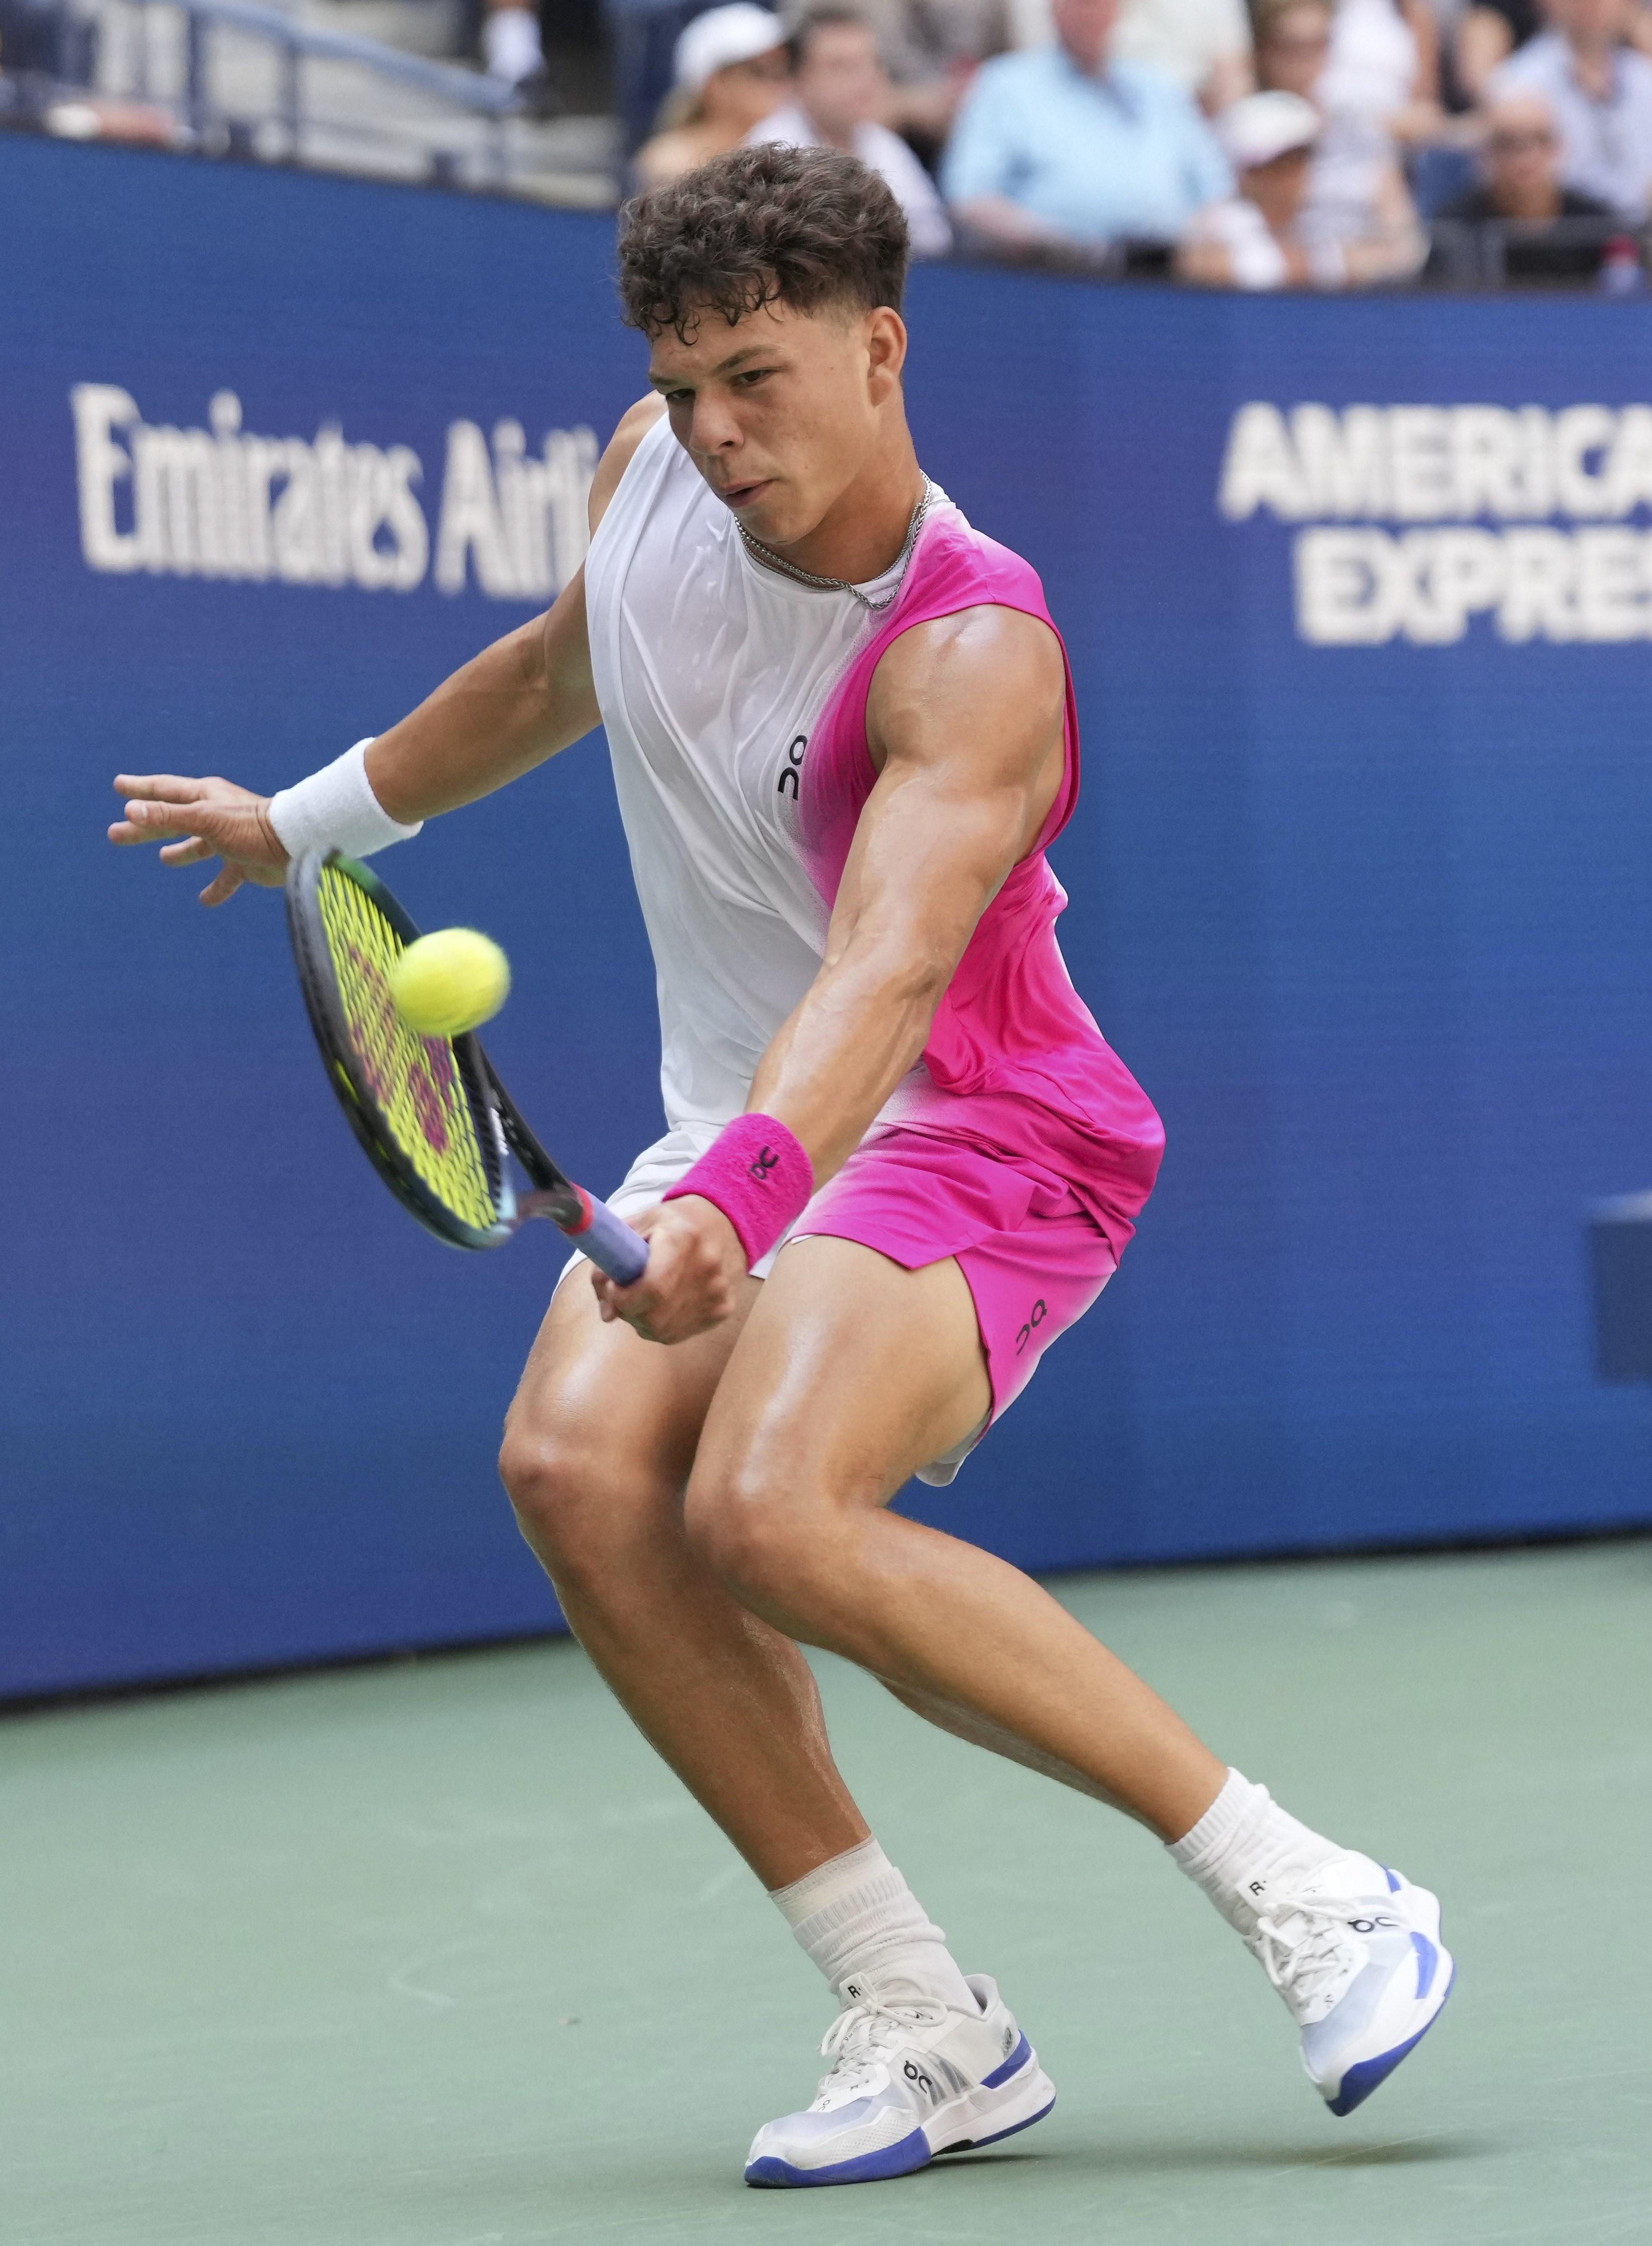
[109,773,289,906]
[590,1195,747,1344]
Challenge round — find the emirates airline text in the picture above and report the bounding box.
[70,384,597,603]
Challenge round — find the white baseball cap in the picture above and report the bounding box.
[674,4,787,92]
[1217,90,1320,168]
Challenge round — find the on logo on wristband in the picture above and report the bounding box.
[660,1113,814,1269]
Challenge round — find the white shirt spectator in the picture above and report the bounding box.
[1319,0,1419,118]
[1305,103,1399,235]
[1492,31,1652,215]
[1181,194,1297,281]
[1111,0,1253,98]
[748,101,953,255]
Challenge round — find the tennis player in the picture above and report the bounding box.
[111,145,1452,2187]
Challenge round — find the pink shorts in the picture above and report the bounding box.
[792,1124,1117,1483]
[574,1119,1117,1486]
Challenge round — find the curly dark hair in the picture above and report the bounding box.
[616,143,909,343]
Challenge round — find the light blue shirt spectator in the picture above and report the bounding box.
[942,42,1233,245]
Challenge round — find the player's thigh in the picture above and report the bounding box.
[686,1235,991,1567]
[502,1261,761,1581]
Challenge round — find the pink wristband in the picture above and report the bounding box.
[660,1114,816,1269]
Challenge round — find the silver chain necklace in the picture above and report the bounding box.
[736,478,934,612]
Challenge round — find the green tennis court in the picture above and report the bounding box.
[7,1537,1647,2246]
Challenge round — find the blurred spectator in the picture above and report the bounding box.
[1252,0,1332,92]
[1253,0,1427,273]
[747,10,953,254]
[39,97,173,143]
[941,0,1232,249]
[1320,0,1445,142]
[484,0,555,106]
[0,0,59,75]
[1112,0,1255,110]
[1177,87,1324,277]
[1434,85,1617,265]
[1455,0,1544,101]
[635,5,790,186]
[1490,0,1652,214]
[854,0,1016,156]
[1451,0,1652,102]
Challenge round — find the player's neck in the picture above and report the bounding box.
[768,432,926,586]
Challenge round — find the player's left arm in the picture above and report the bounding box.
[751,603,1066,1175]
[593,604,1066,1340]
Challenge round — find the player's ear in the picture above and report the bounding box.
[865,308,907,402]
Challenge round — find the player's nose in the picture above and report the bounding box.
[689,398,742,452]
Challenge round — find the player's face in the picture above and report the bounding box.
[646,296,906,550]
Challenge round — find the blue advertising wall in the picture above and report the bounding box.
[4,136,1650,1697]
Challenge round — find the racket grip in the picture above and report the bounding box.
[568,1194,649,1286]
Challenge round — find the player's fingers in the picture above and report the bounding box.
[159,836,215,865]
[113,774,212,802]
[109,813,203,844]
[199,864,246,907]
[118,799,203,839]
[590,1266,658,1338]
[123,798,246,844]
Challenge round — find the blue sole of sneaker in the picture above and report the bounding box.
[745,2090,1058,2188]
[745,2127,931,2188]
[1327,1962,1457,2117]
[935,2090,1057,2157]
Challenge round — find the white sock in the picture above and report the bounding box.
[1168,1768,1343,1938]
[484,6,543,83]
[770,1838,978,2013]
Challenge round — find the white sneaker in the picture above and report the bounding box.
[1246,1851,1455,2115]
[744,1972,1056,2187]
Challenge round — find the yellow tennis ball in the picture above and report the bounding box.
[390,927,511,1038]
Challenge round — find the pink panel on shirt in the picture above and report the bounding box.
[798,509,1164,1261]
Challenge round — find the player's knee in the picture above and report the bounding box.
[685,1461,837,1623]
[498,1424,637,1591]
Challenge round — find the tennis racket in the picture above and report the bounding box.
[283,849,648,1284]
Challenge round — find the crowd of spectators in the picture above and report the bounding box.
[6,0,1647,284]
[631,0,1652,283]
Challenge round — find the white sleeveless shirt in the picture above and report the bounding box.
[583,410,929,1132]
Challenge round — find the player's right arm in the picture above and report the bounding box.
[109,396,666,906]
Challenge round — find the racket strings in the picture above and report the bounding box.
[316,864,499,1231]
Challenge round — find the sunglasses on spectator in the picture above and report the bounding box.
[1487,127,1556,152]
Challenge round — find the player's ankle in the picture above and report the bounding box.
[1167,1767,1343,1936]
[769,1837,978,2013]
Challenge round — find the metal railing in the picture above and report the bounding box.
[42,0,611,194]
[1427,216,1647,289]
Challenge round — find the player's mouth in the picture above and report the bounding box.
[718,478,774,510]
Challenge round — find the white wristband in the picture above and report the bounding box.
[267,739,423,862]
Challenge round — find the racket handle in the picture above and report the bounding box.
[567,1193,649,1287]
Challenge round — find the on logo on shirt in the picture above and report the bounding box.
[776,733,807,800]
